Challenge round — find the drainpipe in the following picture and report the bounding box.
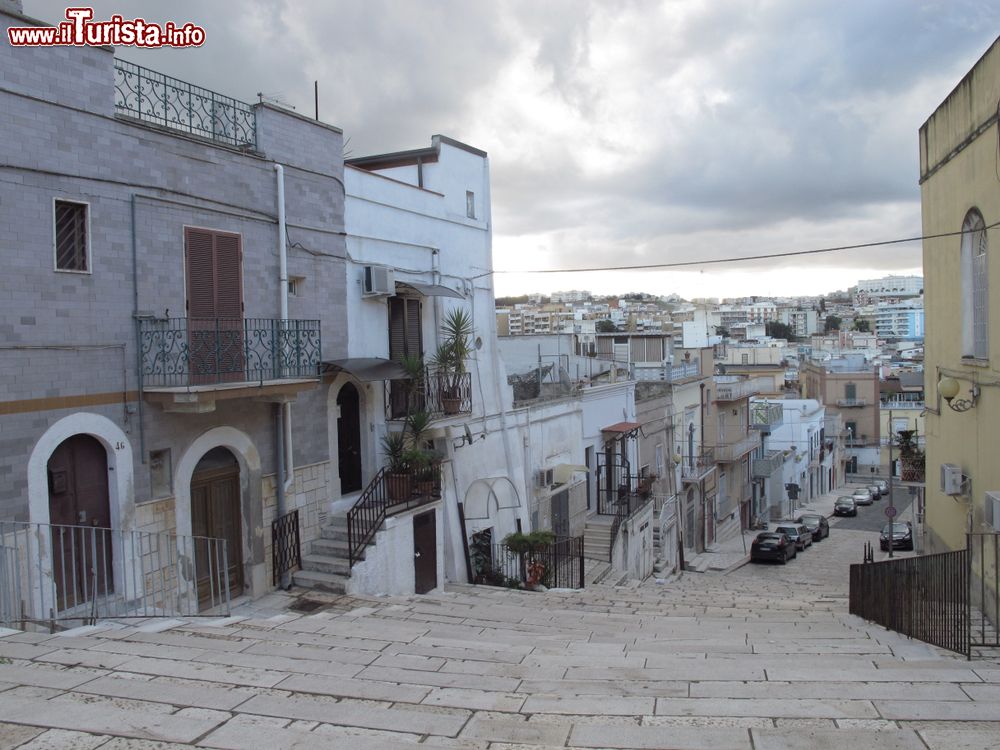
[130,194,146,463]
[275,164,294,491]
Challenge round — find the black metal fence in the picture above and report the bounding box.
[850,548,969,656]
[385,370,472,420]
[478,536,585,590]
[139,317,321,387]
[850,532,1000,658]
[271,509,301,586]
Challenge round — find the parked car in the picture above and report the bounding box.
[751,532,796,564]
[834,496,858,516]
[868,484,883,501]
[873,479,889,497]
[774,523,813,551]
[796,513,830,541]
[852,488,874,506]
[880,522,914,551]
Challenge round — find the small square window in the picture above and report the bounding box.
[466,191,476,219]
[54,200,88,272]
[288,275,304,296]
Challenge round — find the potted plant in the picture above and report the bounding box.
[380,430,412,503]
[430,308,474,414]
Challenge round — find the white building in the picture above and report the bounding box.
[316,135,531,595]
[767,399,833,519]
[855,275,924,302]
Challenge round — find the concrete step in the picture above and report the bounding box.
[309,537,357,560]
[301,554,351,576]
[292,568,348,594]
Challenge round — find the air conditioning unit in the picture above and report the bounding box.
[363,265,395,296]
[986,492,1000,532]
[535,468,554,490]
[941,463,963,496]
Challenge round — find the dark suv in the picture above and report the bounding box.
[795,513,829,542]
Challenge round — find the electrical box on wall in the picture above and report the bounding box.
[363,265,395,296]
[940,463,963,496]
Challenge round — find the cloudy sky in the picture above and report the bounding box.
[30,1,1000,298]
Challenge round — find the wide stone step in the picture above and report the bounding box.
[292,568,348,594]
[301,554,351,576]
[310,537,354,559]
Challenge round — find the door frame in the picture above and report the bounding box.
[174,427,262,601]
[190,459,244,605]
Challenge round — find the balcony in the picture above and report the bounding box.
[836,398,868,408]
[752,450,784,479]
[386,368,472,421]
[712,432,761,463]
[666,360,701,382]
[139,318,321,412]
[714,376,768,401]
[114,60,256,149]
[680,449,716,482]
[880,400,925,410]
[750,401,784,431]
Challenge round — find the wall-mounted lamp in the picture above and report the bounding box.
[938,376,979,413]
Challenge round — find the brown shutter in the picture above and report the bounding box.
[405,298,422,358]
[185,228,216,318]
[388,297,405,361]
[213,232,243,319]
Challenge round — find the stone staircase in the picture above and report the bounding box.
[293,512,363,594]
[583,516,613,561]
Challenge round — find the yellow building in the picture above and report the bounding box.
[920,37,1000,554]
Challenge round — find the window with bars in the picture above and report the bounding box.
[54,200,88,272]
[962,209,989,360]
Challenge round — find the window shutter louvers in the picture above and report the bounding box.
[185,228,216,318]
[388,297,406,362]
[213,233,243,319]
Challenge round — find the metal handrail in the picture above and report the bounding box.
[346,462,443,566]
[385,369,472,420]
[114,59,257,149]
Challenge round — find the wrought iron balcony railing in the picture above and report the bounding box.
[114,59,257,149]
[139,317,321,388]
[752,450,784,478]
[750,401,784,431]
[837,398,868,408]
[385,368,472,420]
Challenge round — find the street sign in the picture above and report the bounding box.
[885,506,897,518]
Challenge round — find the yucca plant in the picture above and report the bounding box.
[430,308,474,411]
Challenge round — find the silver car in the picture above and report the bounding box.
[873,479,889,497]
[852,488,874,506]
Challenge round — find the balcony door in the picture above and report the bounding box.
[387,296,422,418]
[185,228,244,384]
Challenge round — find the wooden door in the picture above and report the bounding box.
[185,228,244,384]
[191,458,244,607]
[337,383,362,493]
[413,510,437,594]
[47,435,112,611]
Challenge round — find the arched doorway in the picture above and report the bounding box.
[191,447,244,606]
[337,382,362,493]
[47,434,111,611]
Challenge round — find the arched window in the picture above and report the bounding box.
[961,209,989,359]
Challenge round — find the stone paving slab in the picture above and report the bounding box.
[275,672,431,703]
[0,694,225,743]
[918,728,1000,749]
[75,674,258,711]
[750,727,927,749]
[569,724,752,749]
[689,679,970,701]
[654,697,879,719]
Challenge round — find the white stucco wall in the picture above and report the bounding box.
[347,502,444,596]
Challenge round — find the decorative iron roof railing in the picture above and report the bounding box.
[114,59,257,149]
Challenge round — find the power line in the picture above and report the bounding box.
[494,221,1000,275]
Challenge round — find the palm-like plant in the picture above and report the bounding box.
[430,308,474,404]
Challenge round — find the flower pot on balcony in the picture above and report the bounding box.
[386,472,413,503]
[441,390,463,414]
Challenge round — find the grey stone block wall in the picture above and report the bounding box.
[0,12,347,523]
